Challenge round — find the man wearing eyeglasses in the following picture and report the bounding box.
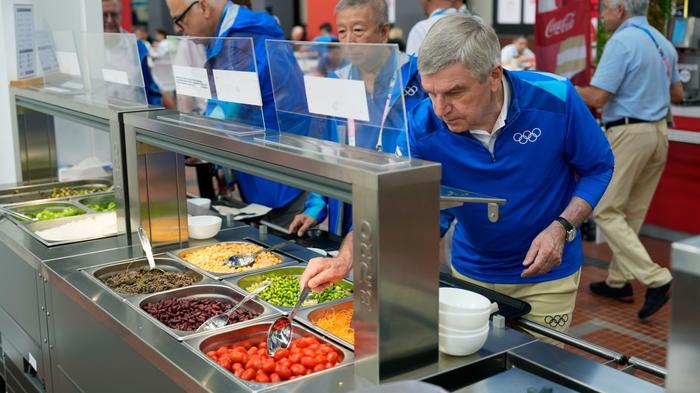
[165,0,308,226]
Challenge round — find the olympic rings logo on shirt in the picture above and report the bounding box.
[513,127,542,144]
[404,85,419,96]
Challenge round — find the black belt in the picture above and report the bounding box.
[604,117,657,130]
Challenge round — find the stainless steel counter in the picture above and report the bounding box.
[0,218,666,393]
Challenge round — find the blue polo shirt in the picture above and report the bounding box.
[592,16,680,123]
[410,70,614,284]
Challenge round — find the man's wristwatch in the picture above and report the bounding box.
[556,217,576,242]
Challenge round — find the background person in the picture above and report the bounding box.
[501,35,536,70]
[576,0,683,320]
[405,0,460,55]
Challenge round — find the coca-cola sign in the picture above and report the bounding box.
[545,12,576,38]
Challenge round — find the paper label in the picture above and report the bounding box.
[14,4,36,78]
[173,65,211,99]
[212,69,262,106]
[56,51,81,76]
[304,76,370,121]
[36,31,59,73]
[102,68,130,85]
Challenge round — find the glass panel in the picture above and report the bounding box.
[158,36,265,136]
[34,30,86,95]
[263,40,411,167]
[78,32,148,108]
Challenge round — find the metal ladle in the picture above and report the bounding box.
[225,239,295,268]
[266,285,310,357]
[137,227,165,273]
[196,280,272,332]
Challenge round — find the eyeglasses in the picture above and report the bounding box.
[173,1,199,30]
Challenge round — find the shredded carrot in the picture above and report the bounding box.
[314,309,354,344]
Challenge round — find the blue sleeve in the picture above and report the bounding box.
[303,192,328,222]
[590,38,628,94]
[137,40,162,106]
[565,81,615,208]
[440,209,455,237]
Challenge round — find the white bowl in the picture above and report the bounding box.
[439,308,491,331]
[439,287,491,314]
[439,324,489,356]
[439,322,488,336]
[187,198,211,216]
[188,215,221,239]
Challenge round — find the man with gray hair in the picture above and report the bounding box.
[301,14,615,334]
[577,0,682,319]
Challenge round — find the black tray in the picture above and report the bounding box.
[439,272,531,321]
[268,228,343,252]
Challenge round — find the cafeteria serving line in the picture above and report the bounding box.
[0,1,698,392]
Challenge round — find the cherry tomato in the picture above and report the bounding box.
[325,362,334,369]
[206,350,217,358]
[241,367,255,381]
[258,342,267,350]
[290,364,306,376]
[300,356,318,368]
[318,345,332,355]
[232,362,243,371]
[234,368,243,378]
[279,358,292,369]
[270,373,282,383]
[233,346,247,353]
[245,355,263,371]
[313,363,326,372]
[247,347,258,355]
[289,353,302,364]
[230,351,245,364]
[216,347,228,355]
[262,358,276,374]
[305,369,312,375]
[275,365,292,380]
[218,358,231,370]
[326,351,339,363]
[303,349,316,357]
[308,336,320,345]
[296,337,312,348]
[315,354,326,365]
[255,372,270,383]
[273,348,290,361]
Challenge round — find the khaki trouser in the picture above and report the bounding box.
[594,120,672,289]
[452,268,581,342]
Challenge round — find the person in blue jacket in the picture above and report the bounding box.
[166,0,308,225]
[102,0,163,106]
[287,0,428,237]
[300,15,615,334]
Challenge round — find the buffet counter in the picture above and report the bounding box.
[0,217,664,393]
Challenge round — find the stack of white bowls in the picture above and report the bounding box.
[439,287,495,356]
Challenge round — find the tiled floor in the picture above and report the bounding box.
[570,236,672,387]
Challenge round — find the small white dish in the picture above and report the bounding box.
[188,215,221,239]
[439,307,493,331]
[439,287,492,314]
[439,324,489,356]
[187,198,211,216]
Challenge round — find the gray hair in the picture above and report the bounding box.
[418,14,500,81]
[610,0,649,16]
[335,0,388,28]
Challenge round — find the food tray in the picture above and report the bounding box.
[74,193,117,212]
[170,241,299,280]
[297,300,354,350]
[83,255,206,299]
[0,178,112,205]
[229,266,354,312]
[3,200,89,223]
[129,284,278,341]
[11,211,119,247]
[183,317,353,389]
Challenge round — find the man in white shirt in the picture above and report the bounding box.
[501,35,536,70]
[406,0,464,55]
